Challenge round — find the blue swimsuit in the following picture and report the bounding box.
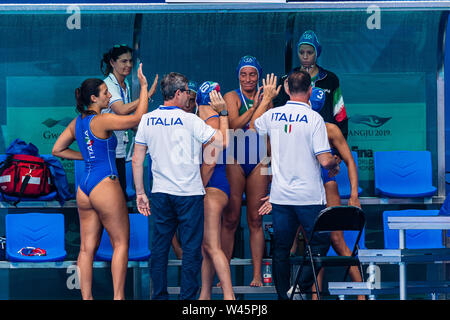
[321,167,336,184]
[234,88,262,177]
[204,115,230,198]
[321,147,338,184]
[75,114,118,196]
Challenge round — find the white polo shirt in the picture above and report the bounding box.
[135,106,216,196]
[103,73,131,158]
[254,100,331,206]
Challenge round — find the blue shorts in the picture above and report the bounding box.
[321,167,336,185]
[206,164,230,198]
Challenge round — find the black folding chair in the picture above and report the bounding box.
[289,205,366,300]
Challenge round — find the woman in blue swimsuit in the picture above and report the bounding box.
[52,64,157,300]
[196,82,235,300]
[222,56,279,286]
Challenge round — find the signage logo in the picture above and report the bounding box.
[42,117,73,128]
[349,114,391,128]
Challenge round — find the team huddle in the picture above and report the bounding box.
[52,30,364,300]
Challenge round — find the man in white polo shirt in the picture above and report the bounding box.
[251,70,339,300]
[132,72,229,300]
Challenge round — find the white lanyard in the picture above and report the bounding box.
[109,74,130,104]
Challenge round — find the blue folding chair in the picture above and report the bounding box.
[95,213,151,261]
[383,210,443,249]
[439,197,450,216]
[327,227,366,256]
[446,173,450,195]
[374,151,437,198]
[6,213,67,262]
[335,151,363,198]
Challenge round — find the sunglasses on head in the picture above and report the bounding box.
[179,88,192,94]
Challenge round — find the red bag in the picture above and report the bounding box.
[0,154,54,198]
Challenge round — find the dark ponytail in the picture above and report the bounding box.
[100,44,133,77]
[75,78,104,115]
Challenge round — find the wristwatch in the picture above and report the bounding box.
[219,109,229,117]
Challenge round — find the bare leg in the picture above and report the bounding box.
[331,231,366,300]
[312,181,365,300]
[246,163,269,287]
[221,163,246,262]
[200,246,217,297]
[312,181,341,300]
[76,187,103,300]
[200,188,235,300]
[90,177,130,300]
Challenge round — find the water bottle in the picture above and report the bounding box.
[263,261,272,286]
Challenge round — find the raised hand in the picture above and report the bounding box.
[148,74,159,98]
[137,63,148,87]
[261,73,281,103]
[252,86,263,109]
[209,90,227,114]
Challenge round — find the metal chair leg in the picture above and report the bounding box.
[307,245,321,300]
[290,253,307,300]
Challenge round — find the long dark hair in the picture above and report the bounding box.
[75,78,104,115]
[100,44,133,77]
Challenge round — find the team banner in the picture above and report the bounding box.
[341,71,427,195]
[346,102,426,194]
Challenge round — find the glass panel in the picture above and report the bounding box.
[0,13,135,187]
[139,12,289,107]
[0,8,443,195]
[287,10,441,195]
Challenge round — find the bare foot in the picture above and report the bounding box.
[250,278,263,287]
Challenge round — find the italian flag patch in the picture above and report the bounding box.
[284,124,292,133]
